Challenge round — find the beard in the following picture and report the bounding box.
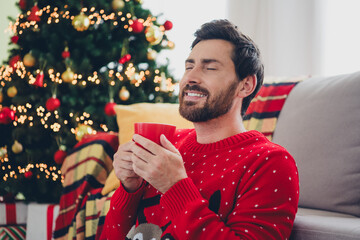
[179,80,239,122]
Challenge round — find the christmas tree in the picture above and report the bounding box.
[0,0,177,203]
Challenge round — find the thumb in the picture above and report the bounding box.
[160,134,178,154]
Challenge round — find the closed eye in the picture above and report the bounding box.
[185,64,194,70]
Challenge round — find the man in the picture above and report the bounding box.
[102,19,299,239]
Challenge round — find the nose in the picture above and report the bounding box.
[181,66,202,86]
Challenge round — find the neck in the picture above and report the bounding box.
[193,111,246,144]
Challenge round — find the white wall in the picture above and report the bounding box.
[228,0,360,77]
[0,1,18,63]
[321,0,360,76]
[143,0,228,80]
[228,0,324,77]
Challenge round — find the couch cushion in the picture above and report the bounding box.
[272,71,360,216]
[290,208,360,240]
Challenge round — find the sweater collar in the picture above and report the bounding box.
[180,130,262,152]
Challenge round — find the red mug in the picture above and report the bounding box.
[134,122,176,145]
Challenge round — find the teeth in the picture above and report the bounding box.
[187,92,205,97]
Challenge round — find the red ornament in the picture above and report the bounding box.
[123,53,131,61]
[118,58,126,64]
[11,36,19,44]
[27,5,41,22]
[0,112,7,124]
[163,20,173,31]
[9,55,21,69]
[62,51,70,59]
[118,54,131,64]
[46,97,61,111]
[54,149,67,165]
[24,171,33,179]
[19,0,26,10]
[0,107,16,124]
[33,71,44,87]
[131,19,144,33]
[104,102,117,116]
[62,47,70,59]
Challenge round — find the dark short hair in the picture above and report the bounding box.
[191,19,264,117]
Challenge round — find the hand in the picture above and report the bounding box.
[113,141,143,192]
[131,134,188,193]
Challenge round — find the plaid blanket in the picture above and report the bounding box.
[53,81,302,239]
[244,81,301,140]
[53,132,118,240]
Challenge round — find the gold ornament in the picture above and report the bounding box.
[23,52,36,67]
[72,13,90,31]
[145,25,163,45]
[112,0,125,11]
[12,140,23,154]
[0,91,3,103]
[147,49,157,60]
[119,86,130,101]
[7,86,18,98]
[167,40,175,49]
[61,67,75,83]
[75,124,94,141]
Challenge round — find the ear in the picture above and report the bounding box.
[237,75,257,98]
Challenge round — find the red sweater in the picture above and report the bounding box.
[102,129,299,239]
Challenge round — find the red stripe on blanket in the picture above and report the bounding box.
[258,84,297,97]
[64,156,107,176]
[76,226,85,234]
[74,132,118,150]
[246,98,287,114]
[85,214,100,221]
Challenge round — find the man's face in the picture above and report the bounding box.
[179,39,239,122]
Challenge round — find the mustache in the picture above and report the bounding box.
[181,84,210,96]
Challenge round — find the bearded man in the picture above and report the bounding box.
[102,19,299,240]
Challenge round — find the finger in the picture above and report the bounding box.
[118,141,135,152]
[132,134,160,154]
[160,134,179,154]
[132,162,147,181]
[131,141,156,162]
[118,167,138,178]
[131,153,149,169]
[113,152,132,168]
[117,159,133,171]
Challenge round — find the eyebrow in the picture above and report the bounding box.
[185,58,222,65]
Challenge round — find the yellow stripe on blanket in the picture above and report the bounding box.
[85,200,97,238]
[244,117,278,140]
[251,94,289,102]
[61,143,113,187]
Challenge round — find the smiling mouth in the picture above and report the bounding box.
[185,92,207,97]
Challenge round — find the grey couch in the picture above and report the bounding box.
[272,71,360,239]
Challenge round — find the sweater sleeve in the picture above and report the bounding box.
[160,150,299,240]
[100,182,145,240]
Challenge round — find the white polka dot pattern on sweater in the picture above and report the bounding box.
[104,129,299,240]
